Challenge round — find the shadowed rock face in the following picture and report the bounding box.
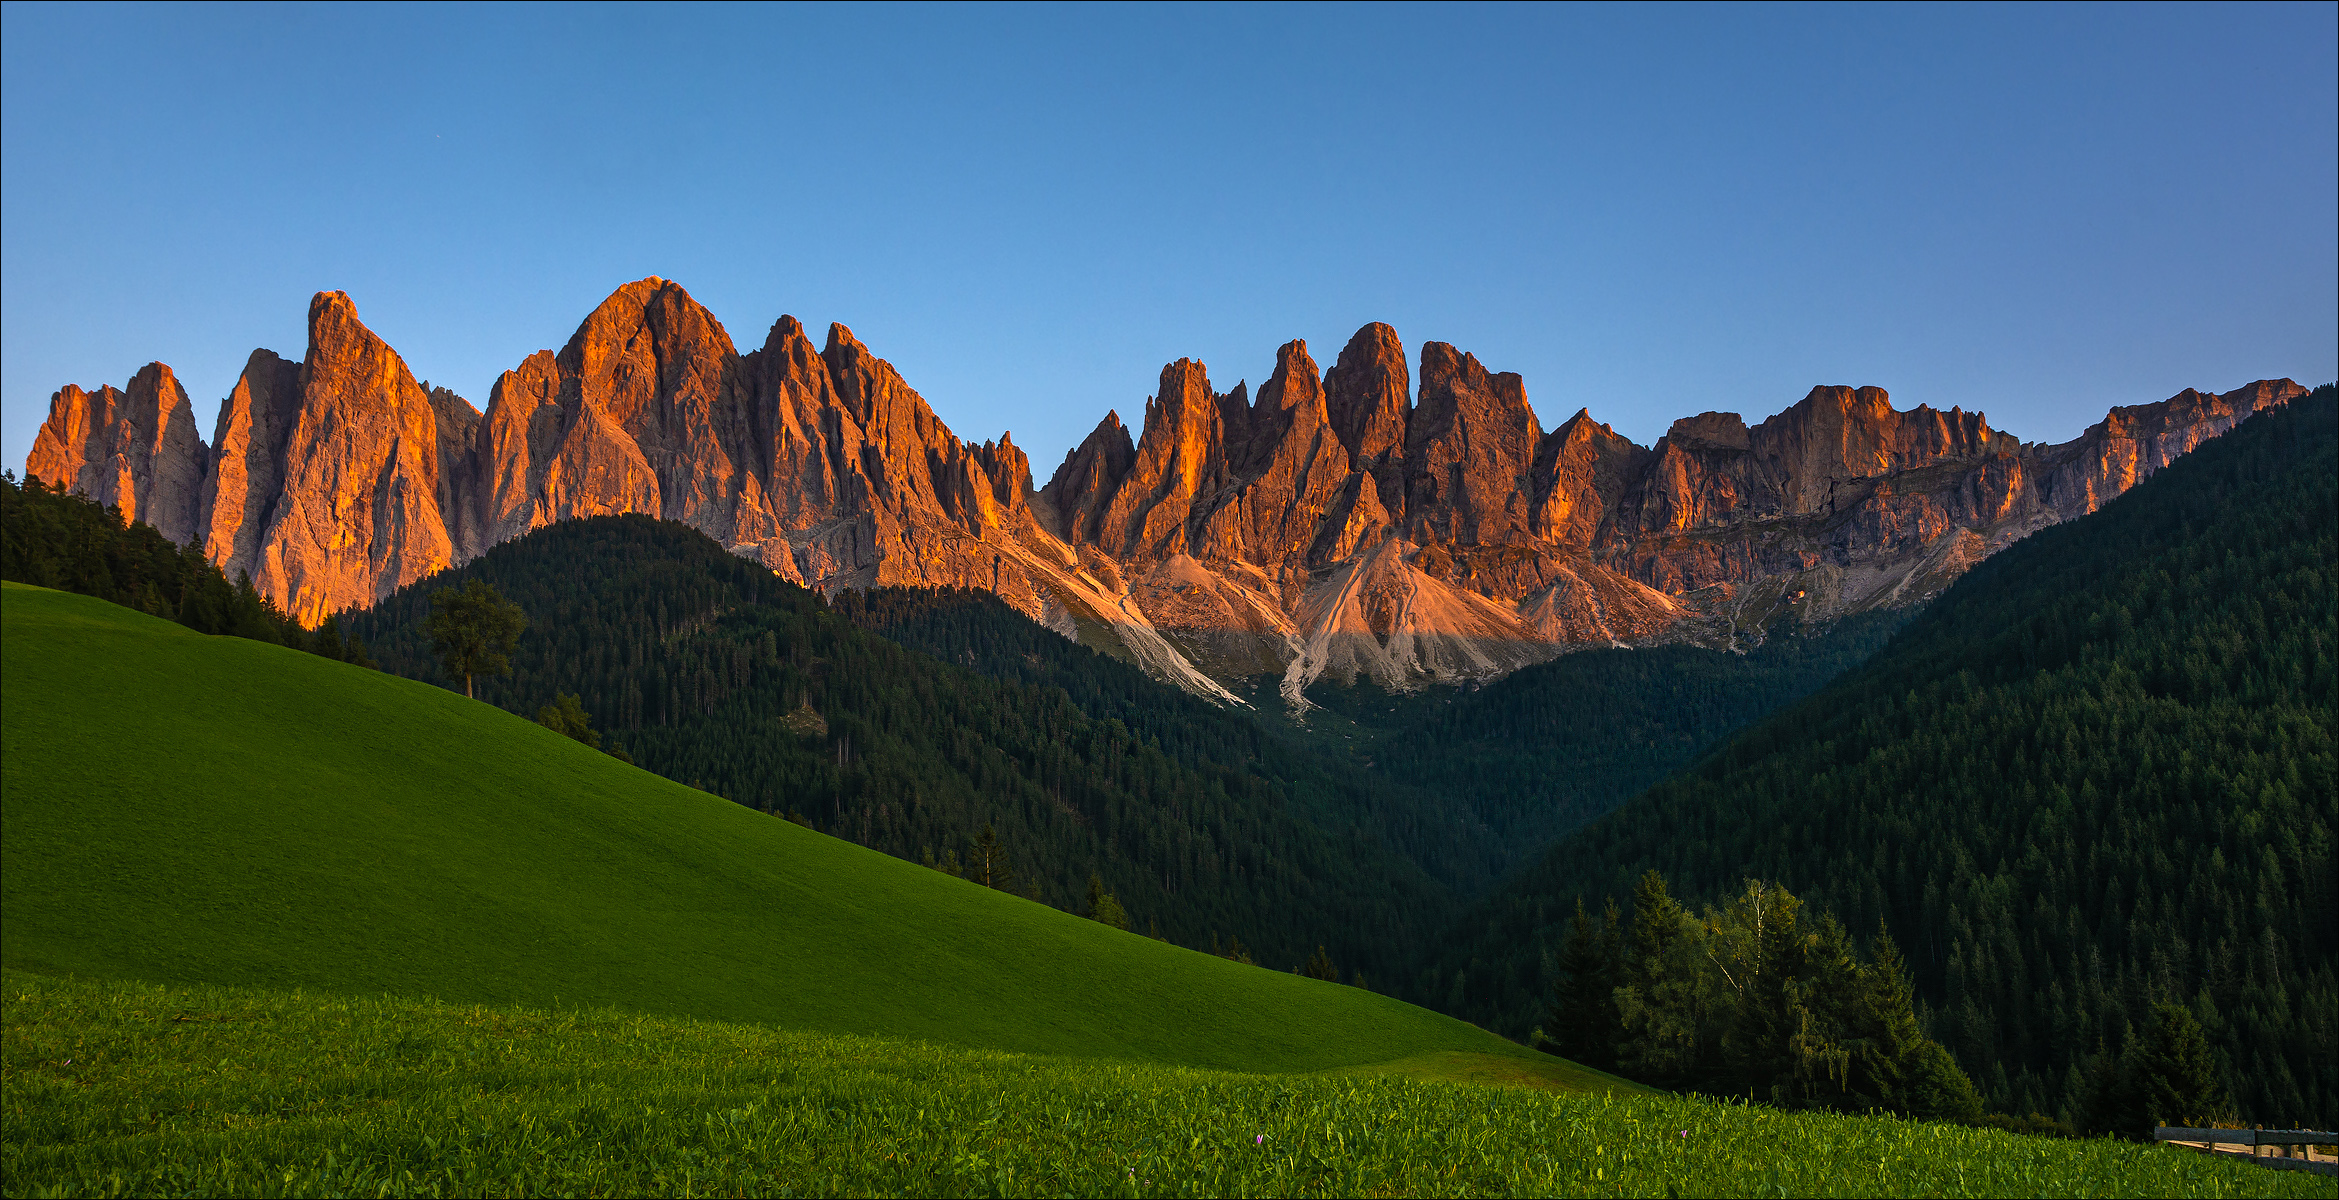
[25,278,2307,702]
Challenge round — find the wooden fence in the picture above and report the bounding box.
[2154,1126,2338,1178]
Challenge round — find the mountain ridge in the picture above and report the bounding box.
[25,278,2304,700]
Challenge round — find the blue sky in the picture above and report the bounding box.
[4,2,2332,478]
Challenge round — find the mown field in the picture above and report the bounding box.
[7,972,2321,1199]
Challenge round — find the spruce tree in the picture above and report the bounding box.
[1628,869,1686,970]
[2139,1001,2229,1128]
[1731,881,1808,1097]
[971,824,1014,890]
[1084,872,1128,929]
[1904,1040,1985,1122]
[313,614,348,661]
[2080,1037,2142,1137]
[1548,897,1621,1068]
[1859,927,1926,1110]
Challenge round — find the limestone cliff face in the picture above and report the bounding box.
[253,292,477,625]
[1093,359,1230,562]
[469,283,1071,618]
[1530,410,1648,549]
[1405,343,1541,547]
[1194,341,1352,576]
[477,278,746,555]
[26,363,210,547]
[1037,412,1136,544]
[1324,322,1410,515]
[28,278,2307,704]
[201,350,304,577]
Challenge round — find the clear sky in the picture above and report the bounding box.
[4,2,2333,479]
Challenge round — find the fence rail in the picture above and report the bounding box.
[2154,1126,2339,1178]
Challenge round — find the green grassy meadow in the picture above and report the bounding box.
[8,972,2320,1199]
[0,582,1541,1076]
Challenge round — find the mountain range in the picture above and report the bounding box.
[24,278,2304,703]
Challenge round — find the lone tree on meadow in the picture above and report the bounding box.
[970,823,1015,891]
[427,578,527,699]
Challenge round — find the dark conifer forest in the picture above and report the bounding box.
[1423,386,2338,1129]
[833,587,1898,887]
[1304,613,1906,854]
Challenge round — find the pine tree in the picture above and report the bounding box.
[1303,945,1338,981]
[2139,1001,2229,1128]
[971,823,1014,890]
[313,613,348,661]
[1858,927,1925,1109]
[1627,869,1687,975]
[1731,881,1808,1097]
[1547,897,1621,1068]
[1904,1039,1985,1122]
[1085,872,1128,929]
[2080,1037,2141,1136]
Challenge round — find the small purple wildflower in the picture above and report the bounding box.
[1255,1134,1266,1145]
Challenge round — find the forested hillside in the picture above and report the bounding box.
[843,588,1903,886]
[830,587,1499,890]
[1426,386,2338,1128]
[341,518,1457,984]
[1303,615,1906,853]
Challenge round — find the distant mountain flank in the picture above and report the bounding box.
[25,278,2304,700]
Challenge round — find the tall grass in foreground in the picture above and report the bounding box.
[3,973,2318,1198]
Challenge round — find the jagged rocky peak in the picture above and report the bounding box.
[1323,323,1409,465]
[1531,409,1648,549]
[1664,411,1751,451]
[1404,342,1541,546]
[254,290,477,625]
[1093,358,1231,562]
[1193,340,1353,575]
[1038,411,1138,544]
[25,361,210,547]
[559,277,740,432]
[1323,322,1411,514]
[26,277,2310,704]
[1743,385,2015,517]
[973,433,1034,513]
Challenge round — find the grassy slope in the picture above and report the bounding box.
[0,582,1546,1077]
[6,971,2319,1199]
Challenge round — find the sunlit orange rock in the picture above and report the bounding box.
[27,363,210,547]
[27,278,2307,702]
